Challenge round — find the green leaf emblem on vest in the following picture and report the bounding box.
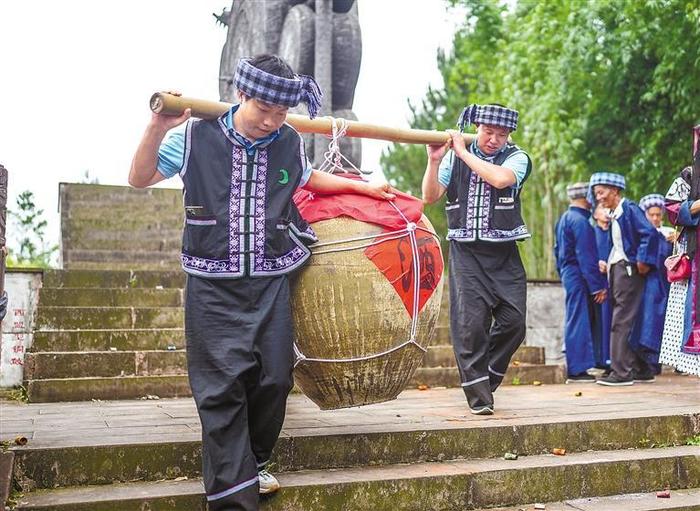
[278,169,289,185]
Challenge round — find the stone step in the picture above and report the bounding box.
[62,227,181,242]
[433,324,450,341]
[59,184,182,205]
[16,489,700,511]
[62,201,182,220]
[63,261,182,271]
[25,344,540,380]
[64,236,182,252]
[31,328,186,352]
[62,215,183,232]
[13,447,700,510]
[486,488,700,510]
[24,351,187,380]
[9,382,698,489]
[24,361,561,402]
[38,288,184,307]
[411,363,565,388]
[34,306,184,330]
[423,345,545,367]
[24,375,192,403]
[62,249,181,265]
[43,269,185,289]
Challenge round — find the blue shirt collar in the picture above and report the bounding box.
[570,205,592,217]
[224,104,280,153]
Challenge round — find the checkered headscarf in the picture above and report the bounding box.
[639,194,665,212]
[458,104,519,131]
[233,58,323,118]
[566,182,589,200]
[587,172,626,205]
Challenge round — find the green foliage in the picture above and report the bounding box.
[8,190,57,268]
[0,385,28,404]
[381,0,700,278]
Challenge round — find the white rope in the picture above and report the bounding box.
[388,201,421,343]
[294,338,427,368]
[311,228,408,248]
[317,117,368,175]
[311,232,410,255]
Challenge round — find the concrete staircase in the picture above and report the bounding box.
[4,378,699,510]
[58,183,182,271]
[25,268,562,403]
[26,269,189,402]
[24,183,563,402]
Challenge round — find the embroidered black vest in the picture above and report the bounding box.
[445,143,532,242]
[179,115,317,279]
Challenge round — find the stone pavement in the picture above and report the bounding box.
[3,374,699,510]
[2,374,698,448]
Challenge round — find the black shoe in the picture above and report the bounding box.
[596,373,634,386]
[469,405,494,415]
[566,373,596,384]
[633,372,656,383]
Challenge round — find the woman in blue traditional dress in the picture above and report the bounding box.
[629,194,674,375]
[554,183,608,383]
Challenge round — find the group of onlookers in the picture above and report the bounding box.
[555,127,700,383]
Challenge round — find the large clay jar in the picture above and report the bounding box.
[291,214,444,410]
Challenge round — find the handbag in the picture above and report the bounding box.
[664,228,691,282]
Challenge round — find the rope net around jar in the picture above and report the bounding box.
[293,117,441,367]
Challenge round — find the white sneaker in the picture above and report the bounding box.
[470,405,494,415]
[258,469,280,495]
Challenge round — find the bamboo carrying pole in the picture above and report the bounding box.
[150,92,475,146]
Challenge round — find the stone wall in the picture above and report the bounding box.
[524,281,565,364]
[0,270,42,387]
[59,183,183,270]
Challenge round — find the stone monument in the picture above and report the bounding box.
[217,0,362,168]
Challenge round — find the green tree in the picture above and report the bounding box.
[581,0,700,197]
[381,0,700,279]
[8,191,57,268]
[380,0,505,255]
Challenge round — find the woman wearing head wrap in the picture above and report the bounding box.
[626,194,675,376]
[659,125,700,376]
[422,103,532,415]
[129,54,395,510]
[589,172,659,386]
[554,183,608,383]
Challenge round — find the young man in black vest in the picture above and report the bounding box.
[422,104,532,415]
[129,54,394,511]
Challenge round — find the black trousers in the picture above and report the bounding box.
[449,241,527,409]
[609,262,653,380]
[185,275,294,511]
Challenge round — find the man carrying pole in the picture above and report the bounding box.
[131,55,394,510]
[422,104,532,415]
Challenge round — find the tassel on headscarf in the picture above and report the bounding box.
[299,75,323,119]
